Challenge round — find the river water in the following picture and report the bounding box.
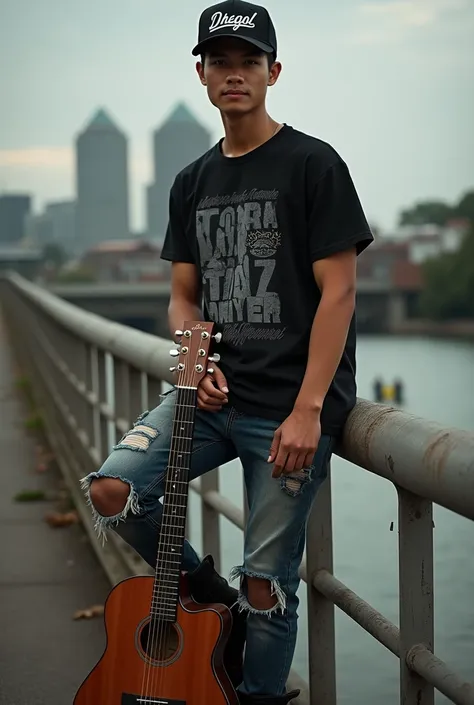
[187,335,474,704]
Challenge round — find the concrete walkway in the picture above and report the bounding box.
[0,312,110,705]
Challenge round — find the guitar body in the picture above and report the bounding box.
[74,322,239,704]
[74,574,239,705]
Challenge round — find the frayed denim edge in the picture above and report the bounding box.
[228,565,287,617]
[79,472,140,544]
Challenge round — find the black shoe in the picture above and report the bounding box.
[187,555,247,690]
[237,690,301,704]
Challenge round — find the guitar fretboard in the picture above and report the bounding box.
[151,386,197,621]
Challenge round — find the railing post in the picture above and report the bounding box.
[200,469,221,573]
[89,345,101,460]
[397,487,434,705]
[97,350,111,462]
[147,376,164,411]
[114,359,130,441]
[128,366,143,421]
[306,463,336,705]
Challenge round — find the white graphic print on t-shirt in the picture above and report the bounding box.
[195,190,287,344]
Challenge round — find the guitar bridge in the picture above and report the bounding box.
[122,695,186,705]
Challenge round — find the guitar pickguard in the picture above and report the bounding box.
[122,695,186,705]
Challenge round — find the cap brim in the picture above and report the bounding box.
[192,35,274,57]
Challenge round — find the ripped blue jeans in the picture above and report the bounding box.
[81,388,334,697]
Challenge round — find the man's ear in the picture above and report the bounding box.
[268,60,282,86]
[196,61,207,85]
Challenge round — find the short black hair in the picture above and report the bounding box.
[201,50,276,69]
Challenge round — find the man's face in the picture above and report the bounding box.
[196,37,281,115]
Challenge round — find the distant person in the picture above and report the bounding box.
[394,377,404,405]
[373,377,383,402]
[81,1,373,703]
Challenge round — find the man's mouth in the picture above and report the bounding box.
[223,89,248,96]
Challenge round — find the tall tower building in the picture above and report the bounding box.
[75,108,129,252]
[0,194,31,245]
[146,102,211,243]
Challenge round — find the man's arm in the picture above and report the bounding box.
[294,247,357,413]
[168,262,229,409]
[268,156,372,477]
[168,262,202,338]
[269,247,357,476]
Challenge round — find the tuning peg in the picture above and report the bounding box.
[207,368,215,375]
[170,367,177,373]
[169,349,180,357]
[175,329,183,337]
[213,332,223,343]
[209,354,221,363]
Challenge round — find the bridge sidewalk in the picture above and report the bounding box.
[0,312,110,705]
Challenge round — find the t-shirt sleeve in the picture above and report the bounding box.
[160,176,195,264]
[307,157,374,262]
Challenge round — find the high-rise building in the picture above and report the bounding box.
[0,194,31,245]
[24,212,53,248]
[24,201,76,253]
[75,108,129,252]
[146,102,212,243]
[45,201,76,250]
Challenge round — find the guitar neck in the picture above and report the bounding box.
[151,386,197,621]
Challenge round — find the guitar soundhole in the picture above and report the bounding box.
[139,619,181,663]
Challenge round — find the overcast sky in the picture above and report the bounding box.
[1,0,473,232]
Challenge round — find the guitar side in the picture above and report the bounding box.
[73,574,239,705]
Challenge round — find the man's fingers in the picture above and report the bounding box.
[282,452,298,475]
[213,366,229,394]
[197,388,224,406]
[268,428,281,464]
[199,375,227,401]
[272,448,288,478]
[282,452,308,475]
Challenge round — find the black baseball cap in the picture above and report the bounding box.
[192,0,277,58]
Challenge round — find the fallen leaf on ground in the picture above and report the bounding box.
[14,490,46,502]
[44,510,79,527]
[73,605,104,620]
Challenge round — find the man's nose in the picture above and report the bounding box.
[225,73,244,84]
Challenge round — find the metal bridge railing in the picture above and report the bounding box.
[1,271,473,705]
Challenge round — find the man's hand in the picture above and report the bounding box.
[197,365,229,412]
[268,408,321,478]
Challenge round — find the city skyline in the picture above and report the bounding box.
[147,101,212,242]
[1,0,473,233]
[75,107,130,251]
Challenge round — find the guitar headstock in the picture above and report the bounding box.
[169,321,222,389]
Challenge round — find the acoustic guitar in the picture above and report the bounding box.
[74,321,239,705]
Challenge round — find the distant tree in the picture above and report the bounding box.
[420,226,474,319]
[398,200,453,227]
[53,267,96,283]
[42,243,67,269]
[455,190,474,224]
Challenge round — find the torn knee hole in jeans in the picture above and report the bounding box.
[79,473,141,543]
[280,467,312,497]
[113,412,160,452]
[228,566,287,617]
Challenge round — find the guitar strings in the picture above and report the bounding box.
[150,368,188,698]
[140,361,188,699]
[153,375,188,698]
[154,343,200,698]
[147,332,205,699]
[141,367,182,700]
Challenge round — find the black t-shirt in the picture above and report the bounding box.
[161,125,373,435]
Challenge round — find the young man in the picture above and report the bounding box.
[81,1,373,702]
